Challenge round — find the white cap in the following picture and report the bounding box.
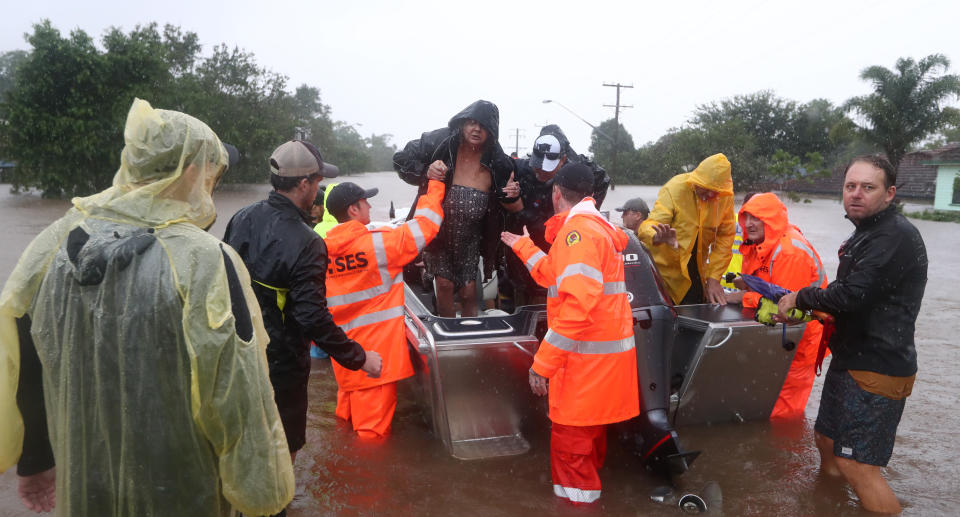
[530,134,563,172]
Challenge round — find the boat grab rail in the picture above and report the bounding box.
[704,327,734,349]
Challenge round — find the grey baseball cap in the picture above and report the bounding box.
[269,140,340,178]
[615,197,649,215]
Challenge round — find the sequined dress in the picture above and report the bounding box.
[424,184,489,289]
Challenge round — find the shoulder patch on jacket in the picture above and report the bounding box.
[565,231,581,247]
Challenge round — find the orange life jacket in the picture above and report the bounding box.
[511,198,640,426]
[738,193,829,418]
[325,180,445,391]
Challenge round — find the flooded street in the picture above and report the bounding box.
[1,171,958,516]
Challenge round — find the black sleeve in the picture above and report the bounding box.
[491,151,517,203]
[287,237,366,370]
[221,246,253,342]
[796,228,903,314]
[512,161,546,226]
[589,159,611,208]
[393,130,438,186]
[15,315,55,476]
[222,216,234,243]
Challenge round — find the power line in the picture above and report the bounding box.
[602,82,634,141]
[602,82,633,176]
[507,128,526,155]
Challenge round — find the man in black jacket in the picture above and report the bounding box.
[777,155,927,514]
[224,140,382,470]
[500,125,610,308]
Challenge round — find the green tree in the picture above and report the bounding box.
[692,91,796,157]
[924,126,960,149]
[1,22,210,195]
[365,133,397,172]
[769,149,829,184]
[922,109,960,149]
[0,50,29,159]
[0,50,28,102]
[182,44,293,182]
[589,118,636,182]
[326,123,370,174]
[845,54,960,170]
[0,21,372,196]
[288,85,337,161]
[3,22,118,196]
[636,120,765,188]
[635,92,859,189]
[792,99,857,162]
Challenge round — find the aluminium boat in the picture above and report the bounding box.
[399,230,804,476]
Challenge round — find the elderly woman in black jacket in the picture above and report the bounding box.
[393,100,517,317]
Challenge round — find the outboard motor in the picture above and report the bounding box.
[617,230,699,477]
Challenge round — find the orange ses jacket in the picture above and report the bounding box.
[510,198,640,426]
[739,193,828,419]
[324,180,445,391]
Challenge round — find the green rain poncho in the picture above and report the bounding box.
[0,99,294,516]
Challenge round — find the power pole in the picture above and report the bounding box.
[507,128,526,156]
[603,82,633,176]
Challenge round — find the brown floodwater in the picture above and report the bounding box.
[1,172,958,516]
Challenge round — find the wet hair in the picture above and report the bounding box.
[313,184,327,206]
[333,206,354,224]
[743,191,759,204]
[456,119,492,151]
[845,154,896,189]
[555,184,588,205]
[271,172,321,192]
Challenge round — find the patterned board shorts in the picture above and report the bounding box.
[814,366,906,466]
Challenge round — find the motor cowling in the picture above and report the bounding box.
[618,230,698,477]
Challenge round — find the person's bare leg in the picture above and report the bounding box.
[836,457,901,514]
[290,451,297,464]
[435,277,456,317]
[815,432,842,477]
[459,281,478,316]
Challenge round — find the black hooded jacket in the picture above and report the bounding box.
[393,100,515,279]
[509,125,611,249]
[224,191,366,387]
[796,205,927,377]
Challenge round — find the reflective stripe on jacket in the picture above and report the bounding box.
[325,180,445,391]
[738,193,828,418]
[721,224,744,289]
[637,154,736,304]
[511,198,639,426]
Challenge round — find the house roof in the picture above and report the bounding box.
[918,142,960,164]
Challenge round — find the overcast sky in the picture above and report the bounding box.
[3,0,959,156]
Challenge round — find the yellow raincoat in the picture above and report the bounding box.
[637,153,736,304]
[313,182,339,237]
[0,99,294,516]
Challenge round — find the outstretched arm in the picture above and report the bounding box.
[637,186,677,247]
[384,179,445,265]
[502,228,556,288]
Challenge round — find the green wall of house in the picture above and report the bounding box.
[933,165,960,211]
